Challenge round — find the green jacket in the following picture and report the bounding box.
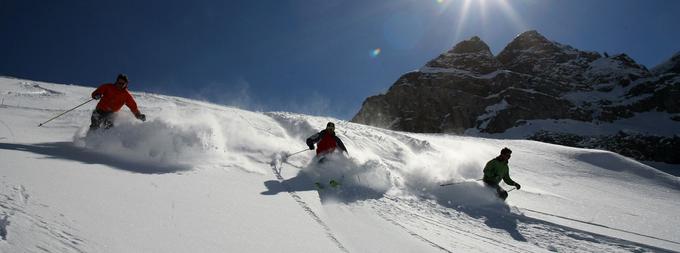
[483,157,517,186]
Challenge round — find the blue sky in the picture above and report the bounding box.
[2,0,679,119]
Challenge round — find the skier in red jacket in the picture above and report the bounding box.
[306,122,348,158]
[89,74,146,130]
[306,122,348,188]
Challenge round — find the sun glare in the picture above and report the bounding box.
[454,0,473,39]
[496,0,525,30]
[437,0,526,41]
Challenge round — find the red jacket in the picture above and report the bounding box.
[306,129,348,155]
[91,83,141,115]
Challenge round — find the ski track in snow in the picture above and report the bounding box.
[270,164,350,253]
[0,118,16,141]
[0,181,87,253]
[521,208,680,247]
[371,196,677,253]
[375,196,526,253]
[370,205,453,253]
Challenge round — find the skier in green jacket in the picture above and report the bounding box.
[483,147,521,200]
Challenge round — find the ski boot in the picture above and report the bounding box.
[498,190,508,200]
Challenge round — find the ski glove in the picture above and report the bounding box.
[136,113,146,122]
[93,94,102,100]
[308,144,315,150]
[514,183,521,190]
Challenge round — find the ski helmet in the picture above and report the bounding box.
[116,74,128,83]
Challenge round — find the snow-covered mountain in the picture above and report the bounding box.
[352,30,680,167]
[652,52,680,76]
[1,76,679,252]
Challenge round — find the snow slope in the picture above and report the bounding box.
[1,76,679,253]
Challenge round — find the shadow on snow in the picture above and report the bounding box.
[431,182,527,242]
[261,166,385,204]
[0,142,187,174]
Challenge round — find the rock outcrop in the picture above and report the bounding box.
[352,31,680,164]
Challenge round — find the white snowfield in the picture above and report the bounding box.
[1,76,679,253]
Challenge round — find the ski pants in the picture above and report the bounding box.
[90,109,114,130]
[483,179,508,200]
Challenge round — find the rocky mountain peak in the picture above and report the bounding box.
[424,36,501,74]
[509,30,551,47]
[450,36,492,54]
[610,53,649,73]
[652,51,680,75]
[609,53,644,68]
[496,30,600,82]
[496,30,564,74]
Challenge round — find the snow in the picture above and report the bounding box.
[554,42,582,55]
[564,75,657,110]
[474,111,680,138]
[651,51,680,74]
[559,56,654,109]
[1,77,680,252]
[476,99,509,129]
[586,57,645,79]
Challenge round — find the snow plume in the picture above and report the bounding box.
[334,134,506,207]
[188,79,337,117]
[191,78,259,111]
[268,112,511,205]
[73,110,226,171]
[302,153,392,196]
[72,104,296,173]
[384,136,508,207]
[284,91,333,117]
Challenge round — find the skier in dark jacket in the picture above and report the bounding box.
[306,122,348,157]
[483,147,521,200]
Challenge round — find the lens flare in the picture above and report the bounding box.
[370,48,381,58]
[436,0,526,41]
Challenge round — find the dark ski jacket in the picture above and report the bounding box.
[306,129,347,155]
[482,157,517,186]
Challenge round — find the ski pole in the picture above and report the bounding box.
[507,187,517,193]
[440,178,482,187]
[279,148,310,165]
[285,148,310,159]
[38,98,94,127]
[274,148,310,174]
